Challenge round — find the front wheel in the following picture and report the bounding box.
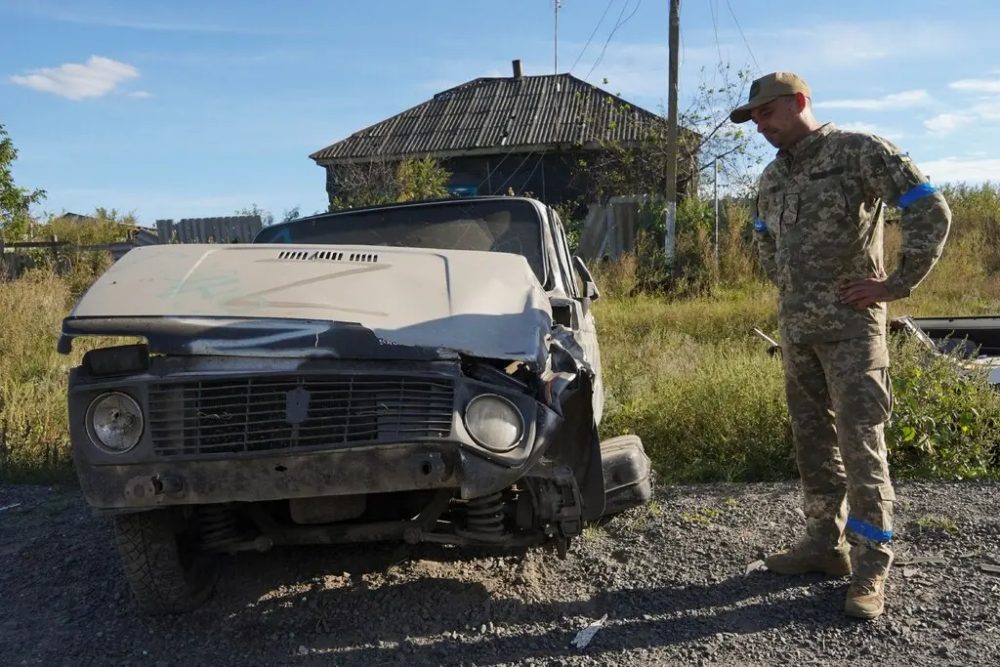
[113,509,219,615]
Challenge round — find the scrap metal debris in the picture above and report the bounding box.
[571,614,608,649]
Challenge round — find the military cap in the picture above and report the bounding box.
[730,71,811,123]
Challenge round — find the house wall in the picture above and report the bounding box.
[324,148,697,210]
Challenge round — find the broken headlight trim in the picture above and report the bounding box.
[463,394,524,453]
[86,392,144,454]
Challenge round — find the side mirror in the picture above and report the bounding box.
[572,255,600,301]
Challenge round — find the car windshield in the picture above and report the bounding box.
[255,199,546,283]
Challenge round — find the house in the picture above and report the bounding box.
[310,61,698,209]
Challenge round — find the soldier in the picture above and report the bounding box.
[730,72,951,619]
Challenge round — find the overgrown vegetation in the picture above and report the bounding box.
[2,180,999,483]
[329,156,450,210]
[0,123,46,240]
[593,184,1000,483]
[0,270,88,481]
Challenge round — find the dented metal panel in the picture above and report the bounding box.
[64,244,553,364]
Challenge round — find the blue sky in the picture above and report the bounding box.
[2,0,998,225]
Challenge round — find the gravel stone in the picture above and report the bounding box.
[1,480,998,666]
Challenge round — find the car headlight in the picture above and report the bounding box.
[464,394,524,453]
[86,392,144,454]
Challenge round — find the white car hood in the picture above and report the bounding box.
[69,244,553,362]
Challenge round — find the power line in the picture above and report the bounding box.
[495,151,538,194]
[477,150,515,192]
[519,153,546,194]
[585,0,643,82]
[724,0,760,72]
[709,0,724,65]
[569,0,616,74]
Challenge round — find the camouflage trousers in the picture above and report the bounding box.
[781,335,895,578]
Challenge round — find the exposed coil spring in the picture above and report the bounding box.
[464,492,505,536]
[196,505,240,551]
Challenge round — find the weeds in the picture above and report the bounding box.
[680,507,722,527]
[915,514,959,535]
[2,186,999,483]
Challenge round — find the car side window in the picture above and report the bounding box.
[548,210,579,298]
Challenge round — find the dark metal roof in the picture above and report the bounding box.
[310,74,676,164]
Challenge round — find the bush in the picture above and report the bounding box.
[887,335,1000,479]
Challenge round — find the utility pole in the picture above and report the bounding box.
[554,1,561,73]
[664,0,680,266]
[714,159,720,268]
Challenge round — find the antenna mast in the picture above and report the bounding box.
[554,1,561,73]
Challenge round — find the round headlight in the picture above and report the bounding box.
[464,394,524,453]
[86,392,144,453]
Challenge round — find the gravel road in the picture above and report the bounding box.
[2,480,998,666]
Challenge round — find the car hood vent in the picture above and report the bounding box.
[277,250,378,263]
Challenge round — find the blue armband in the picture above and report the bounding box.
[897,182,937,210]
[847,516,893,543]
[753,218,768,232]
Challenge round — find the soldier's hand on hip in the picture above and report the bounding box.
[838,278,896,310]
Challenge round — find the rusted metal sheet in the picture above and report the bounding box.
[155,216,262,244]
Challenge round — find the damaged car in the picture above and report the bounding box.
[890,316,1000,389]
[61,196,651,614]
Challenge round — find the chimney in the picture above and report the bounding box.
[512,59,523,78]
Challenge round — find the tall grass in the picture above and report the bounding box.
[596,291,792,482]
[0,270,79,480]
[594,184,1000,481]
[1,187,999,482]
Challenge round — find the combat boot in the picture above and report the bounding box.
[845,539,892,619]
[764,540,852,576]
[845,573,886,619]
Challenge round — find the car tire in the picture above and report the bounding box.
[113,509,219,615]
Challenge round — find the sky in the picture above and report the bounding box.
[1,0,998,226]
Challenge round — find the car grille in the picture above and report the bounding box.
[148,374,454,457]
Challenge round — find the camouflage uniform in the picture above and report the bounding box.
[755,123,951,578]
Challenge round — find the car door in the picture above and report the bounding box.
[547,210,603,425]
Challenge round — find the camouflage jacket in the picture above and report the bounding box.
[755,123,952,344]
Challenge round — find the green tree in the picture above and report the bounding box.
[42,208,136,245]
[330,157,451,210]
[0,124,46,240]
[396,157,449,202]
[571,64,763,205]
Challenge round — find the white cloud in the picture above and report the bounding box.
[970,99,1000,121]
[924,99,1000,135]
[752,20,964,71]
[9,56,139,100]
[918,157,1000,184]
[837,122,904,141]
[948,78,1000,94]
[924,112,975,135]
[815,89,931,111]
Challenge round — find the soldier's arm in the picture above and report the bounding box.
[753,185,779,285]
[860,136,952,298]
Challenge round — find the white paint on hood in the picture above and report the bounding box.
[70,244,553,362]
